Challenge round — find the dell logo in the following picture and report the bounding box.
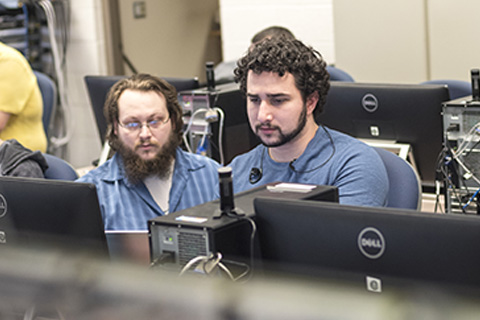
[361,93,379,113]
[0,194,6,218]
[361,238,382,248]
[358,227,385,259]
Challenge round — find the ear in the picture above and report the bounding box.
[306,91,319,116]
[113,121,118,136]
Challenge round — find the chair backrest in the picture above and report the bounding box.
[42,153,79,181]
[373,147,422,210]
[326,65,355,82]
[421,79,471,100]
[33,71,57,138]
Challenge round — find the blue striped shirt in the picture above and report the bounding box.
[77,148,221,230]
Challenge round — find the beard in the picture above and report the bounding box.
[117,132,179,185]
[255,104,307,148]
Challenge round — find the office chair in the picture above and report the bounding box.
[326,65,355,82]
[373,147,422,210]
[33,71,57,138]
[42,153,79,180]
[421,79,471,100]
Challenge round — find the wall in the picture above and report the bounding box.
[220,0,336,65]
[62,0,109,168]
[333,0,480,83]
[427,0,480,80]
[116,0,221,82]
[332,0,429,83]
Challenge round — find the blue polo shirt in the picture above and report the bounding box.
[229,126,389,207]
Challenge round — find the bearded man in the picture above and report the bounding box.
[78,74,220,230]
[229,37,388,207]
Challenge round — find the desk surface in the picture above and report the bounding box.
[421,193,444,213]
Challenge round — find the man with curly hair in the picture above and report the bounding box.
[229,37,388,206]
[78,74,221,230]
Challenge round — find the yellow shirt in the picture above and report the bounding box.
[0,42,47,152]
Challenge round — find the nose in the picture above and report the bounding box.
[138,123,152,139]
[257,101,273,123]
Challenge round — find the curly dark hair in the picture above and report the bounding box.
[234,37,330,117]
[103,73,183,151]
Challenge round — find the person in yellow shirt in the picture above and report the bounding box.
[0,42,47,152]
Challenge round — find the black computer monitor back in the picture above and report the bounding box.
[318,82,449,189]
[254,197,480,293]
[0,176,107,257]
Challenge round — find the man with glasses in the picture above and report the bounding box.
[78,74,220,230]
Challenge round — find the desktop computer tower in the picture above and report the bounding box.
[178,83,259,164]
[442,97,480,213]
[148,182,338,271]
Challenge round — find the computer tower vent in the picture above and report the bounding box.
[178,231,208,266]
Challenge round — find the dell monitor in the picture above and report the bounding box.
[0,176,108,257]
[253,197,480,293]
[318,82,450,189]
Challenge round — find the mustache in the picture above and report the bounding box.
[255,123,279,131]
[135,140,159,149]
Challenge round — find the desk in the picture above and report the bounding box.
[421,193,444,213]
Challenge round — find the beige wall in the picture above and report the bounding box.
[333,0,480,83]
[117,0,221,82]
[62,0,108,168]
[427,0,480,80]
[219,0,336,64]
[333,0,429,83]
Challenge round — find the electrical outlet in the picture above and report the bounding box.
[133,1,146,19]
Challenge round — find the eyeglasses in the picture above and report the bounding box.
[118,116,170,132]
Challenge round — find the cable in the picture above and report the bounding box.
[444,121,480,213]
[253,125,335,180]
[177,215,256,282]
[38,0,74,150]
[22,3,29,58]
[453,122,480,156]
[434,146,449,213]
[462,187,480,210]
[454,157,480,185]
[179,252,224,277]
[218,262,235,281]
[441,141,468,213]
[149,252,174,268]
[213,107,225,165]
[222,213,256,282]
[178,255,211,277]
[182,108,208,153]
[119,43,138,74]
[288,125,335,173]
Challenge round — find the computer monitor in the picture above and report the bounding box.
[253,197,480,293]
[318,82,450,189]
[84,75,200,144]
[0,176,107,257]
